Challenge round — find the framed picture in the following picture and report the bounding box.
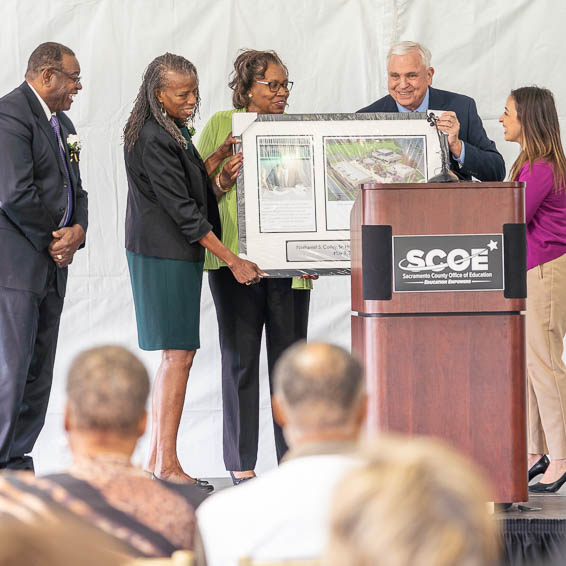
[234,112,443,276]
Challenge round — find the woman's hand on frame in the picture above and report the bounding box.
[229,257,267,285]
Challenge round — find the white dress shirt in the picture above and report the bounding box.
[197,449,358,566]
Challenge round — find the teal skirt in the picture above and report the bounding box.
[126,251,204,351]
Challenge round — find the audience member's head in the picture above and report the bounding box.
[272,342,366,446]
[65,345,150,455]
[323,435,500,566]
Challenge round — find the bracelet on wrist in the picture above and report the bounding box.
[215,172,231,193]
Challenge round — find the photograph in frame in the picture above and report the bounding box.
[324,135,427,231]
[257,135,316,233]
[233,112,443,276]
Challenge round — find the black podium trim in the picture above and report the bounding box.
[362,225,392,300]
[503,223,527,299]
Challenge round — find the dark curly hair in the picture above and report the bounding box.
[123,53,200,150]
[229,49,288,109]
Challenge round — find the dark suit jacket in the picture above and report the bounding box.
[0,82,88,297]
[358,87,505,182]
[124,117,221,262]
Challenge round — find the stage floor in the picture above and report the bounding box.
[497,493,566,518]
[204,477,234,492]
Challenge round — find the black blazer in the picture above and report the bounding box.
[124,117,221,262]
[358,86,505,182]
[0,82,88,297]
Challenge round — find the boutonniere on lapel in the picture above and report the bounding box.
[185,118,196,138]
[67,134,82,162]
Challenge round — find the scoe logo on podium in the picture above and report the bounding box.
[393,234,504,293]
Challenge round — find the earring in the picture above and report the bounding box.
[159,101,167,118]
[248,93,252,98]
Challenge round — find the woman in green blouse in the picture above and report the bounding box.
[197,49,312,484]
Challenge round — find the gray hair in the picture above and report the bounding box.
[66,345,150,434]
[387,41,432,68]
[123,53,200,150]
[274,341,364,428]
[25,42,75,78]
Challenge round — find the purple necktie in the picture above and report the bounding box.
[49,115,73,227]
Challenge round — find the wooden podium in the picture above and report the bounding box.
[351,182,527,502]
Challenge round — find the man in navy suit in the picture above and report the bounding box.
[0,42,88,470]
[358,41,505,182]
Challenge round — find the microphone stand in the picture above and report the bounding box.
[426,111,459,183]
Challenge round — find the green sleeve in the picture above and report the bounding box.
[292,277,314,290]
[196,111,234,177]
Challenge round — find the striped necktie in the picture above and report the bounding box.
[49,115,73,227]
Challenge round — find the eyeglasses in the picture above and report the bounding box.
[50,68,82,86]
[255,80,293,93]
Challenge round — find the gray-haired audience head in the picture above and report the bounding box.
[273,342,365,443]
[66,345,150,435]
[387,40,432,68]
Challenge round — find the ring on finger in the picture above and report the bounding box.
[56,254,63,260]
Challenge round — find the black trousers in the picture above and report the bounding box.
[0,268,64,470]
[209,268,310,470]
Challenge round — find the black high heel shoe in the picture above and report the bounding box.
[152,473,214,493]
[529,470,566,493]
[528,455,550,482]
[229,471,255,486]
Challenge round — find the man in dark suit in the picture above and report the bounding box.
[0,42,88,470]
[358,41,505,182]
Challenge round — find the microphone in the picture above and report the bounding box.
[426,112,459,183]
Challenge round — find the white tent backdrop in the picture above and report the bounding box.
[1,0,564,476]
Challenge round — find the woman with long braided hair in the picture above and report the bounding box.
[124,53,264,489]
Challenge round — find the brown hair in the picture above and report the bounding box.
[324,435,500,566]
[509,86,566,192]
[66,345,150,434]
[229,49,288,109]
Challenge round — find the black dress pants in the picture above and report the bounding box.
[0,268,64,470]
[208,267,310,470]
